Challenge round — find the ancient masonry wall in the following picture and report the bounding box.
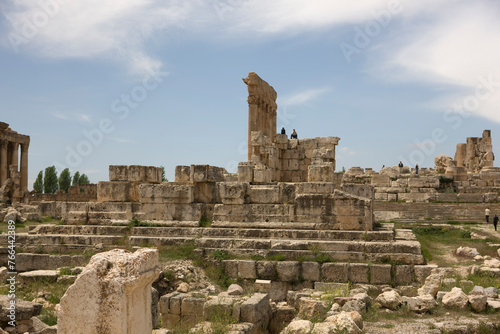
[455,129,494,172]
[39,165,373,231]
[30,184,97,203]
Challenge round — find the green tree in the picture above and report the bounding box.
[33,171,43,193]
[72,171,80,186]
[43,166,59,194]
[79,174,90,184]
[161,166,168,182]
[58,168,72,193]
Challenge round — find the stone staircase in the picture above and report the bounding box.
[3,221,424,266]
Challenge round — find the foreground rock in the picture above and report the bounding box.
[58,248,160,334]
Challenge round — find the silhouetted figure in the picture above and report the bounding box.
[281,127,286,135]
[494,215,499,231]
[415,164,419,174]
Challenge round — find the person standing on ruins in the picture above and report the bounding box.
[482,195,486,203]
[398,161,403,173]
[494,214,499,231]
[485,208,490,223]
[291,129,298,139]
[281,127,286,135]
[415,164,419,174]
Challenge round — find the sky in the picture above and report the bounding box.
[1,0,499,187]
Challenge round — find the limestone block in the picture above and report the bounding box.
[97,181,136,202]
[374,192,388,201]
[301,262,320,281]
[248,185,281,204]
[256,261,277,280]
[277,261,300,282]
[18,270,58,284]
[0,295,42,322]
[238,260,257,279]
[321,263,348,282]
[414,265,438,284]
[109,165,129,181]
[375,290,402,310]
[204,296,234,321]
[369,264,391,284]
[139,184,194,204]
[254,165,272,184]
[348,264,369,283]
[218,182,248,205]
[468,294,487,312]
[371,175,390,187]
[341,184,374,199]
[254,279,271,293]
[269,304,296,334]
[295,183,335,195]
[394,265,414,284]
[402,294,437,313]
[313,148,334,160]
[442,287,468,309]
[58,248,160,334]
[174,166,191,183]
[308,164,334,182]
[238,163,254,183]
[387,193,397,202]
[324,311,362,334]
[298,298,326,319]
[240,293,270,324]
[181,297,205,318]
[270,281,289,301]
[281,319,312,334]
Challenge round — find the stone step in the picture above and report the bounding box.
[2,234,128,246]
[127,236,421,254]
[209,248,424,265]
[27,224,394,241]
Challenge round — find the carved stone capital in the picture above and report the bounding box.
[247,96,260,105]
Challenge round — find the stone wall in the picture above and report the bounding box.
[455,130,494,172]
[243,132,340,183]
[30,184,97,203]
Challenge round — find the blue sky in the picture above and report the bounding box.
[1,0,499,187]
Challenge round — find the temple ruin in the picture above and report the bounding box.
[454,129,494,173]
[0,122,30,203]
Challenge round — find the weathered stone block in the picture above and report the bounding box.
[256,261,277,280]
[181,297,205,316]
[97,181,136,202]
[174,166,191,183]
[301,262,320,281]
[248,185,280,204]
[277,261,300,282]
[369,264,392,284]
[240,293,270,324]
[255,279,271,293]
[58,249,160,334]
[321,263,348,282]
[308,164,334,182]
[270,281,289,301]
[349,263,369,283]
[254,165,272,184]
[238,260,256,279]
[218,182,247,205]
[394,265,414,284]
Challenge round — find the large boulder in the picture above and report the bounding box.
[282,320,312,334]
[324,311,362,334]
[3,207,19,223]
[379,167,399,178]
[468,294,487,312]
[442,287,468,309]
[456,247,480,258]
[418,273,443,297]
[374,290,402,310]
[434,154,455,173]
[58,248,160,334]
[402,294,437,313]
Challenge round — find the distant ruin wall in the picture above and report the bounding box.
[30,184,97,203]
[454,130,494,172]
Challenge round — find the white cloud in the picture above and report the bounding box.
[1,0,195,76]
[279,87,330,106]
[339,147,357,156]
[51,112,68,120]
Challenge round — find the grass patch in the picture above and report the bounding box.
[467,271,500,290]
[413,225,500,266]
[199,216,212,227]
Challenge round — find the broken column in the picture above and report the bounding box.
[58,248,160,334]
[243,72,278,161]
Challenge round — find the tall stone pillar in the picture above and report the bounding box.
[247,96,259,160]
[0,140,7,185]
[20,142,29,192]
[10,142,19,169]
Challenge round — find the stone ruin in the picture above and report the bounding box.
[455,129,495,172]
[58,248,160,334]
[0,122,30,203]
